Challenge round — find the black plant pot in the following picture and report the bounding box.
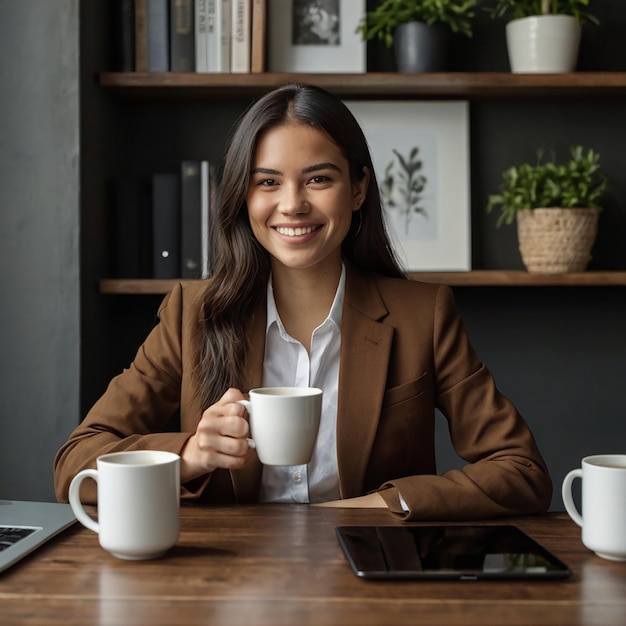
[393,21,449,72]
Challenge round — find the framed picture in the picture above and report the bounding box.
[344,101,471,271]
[268,0,366,73]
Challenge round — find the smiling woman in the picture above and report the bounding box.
[54,84,552,524]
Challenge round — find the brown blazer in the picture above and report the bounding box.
[54,264,552,520]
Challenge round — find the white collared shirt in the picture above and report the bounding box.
[258,265,345,503]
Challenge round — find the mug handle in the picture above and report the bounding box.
[561,468,583,527]
[236,399,256,449]
[68,469,100,533]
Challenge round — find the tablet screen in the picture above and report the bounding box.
[336,525,571,580]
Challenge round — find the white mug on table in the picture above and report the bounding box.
[562,454,626,561]
[238,387,323,466]
[69,450,180,560]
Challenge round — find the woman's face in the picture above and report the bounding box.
[246,122,368,274]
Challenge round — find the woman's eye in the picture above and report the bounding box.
[309,175,329,184]
[258,178,277,187]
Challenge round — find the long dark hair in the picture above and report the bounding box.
[195,83,405,408]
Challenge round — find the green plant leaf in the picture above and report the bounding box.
[486,0,599,25]
[486,145,607,227]
[357,0,479,46]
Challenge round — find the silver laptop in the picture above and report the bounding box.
[0,499,76,573]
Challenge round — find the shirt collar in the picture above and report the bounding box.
[266,263,346,333]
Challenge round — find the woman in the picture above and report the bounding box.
[54,84,552,519]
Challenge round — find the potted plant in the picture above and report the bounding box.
[357,0,479,73]
[487,145,607,273]
[487,1,599,73]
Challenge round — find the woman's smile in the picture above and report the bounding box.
[274,224,322,237]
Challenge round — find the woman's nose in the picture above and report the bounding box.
[279,184,310,215]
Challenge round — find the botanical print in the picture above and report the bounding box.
[380,146,428,237]
[366,127,439,243]
[344,100,469,271]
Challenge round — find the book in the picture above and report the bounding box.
[195,0,209,71]
[107,177,153,278]
[219,0,232,73]
[198,0,230,72]
[112,0,135,71]
[231,0,251,73]
[200,160,213,278]
[147,0,169,72]
[152,173,180,279]
[135,0,148,71]
[180,161,202,278]
[170,0,195,72]
[250,0,266,73]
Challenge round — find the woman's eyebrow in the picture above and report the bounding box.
[250,166,281,175]
[302,162,342,174]
[250,162,342,176]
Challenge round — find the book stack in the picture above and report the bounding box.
[113,0,266,73]
[109,161,217,280]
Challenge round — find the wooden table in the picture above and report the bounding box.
[1,505,624,625]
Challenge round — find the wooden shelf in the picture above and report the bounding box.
[99,272,626,294]
[99,71,626,100]
[97,71,626,296]
[414,271,626,286]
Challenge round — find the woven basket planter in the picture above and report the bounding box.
[516,208,599,273]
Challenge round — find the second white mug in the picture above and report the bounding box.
[562,454,626,561]
[238,387,322,466]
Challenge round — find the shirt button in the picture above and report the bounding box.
[292,471,302,483]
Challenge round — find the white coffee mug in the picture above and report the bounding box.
[69,450,180,560]
[562,454,626,561]
[238,387,322,466]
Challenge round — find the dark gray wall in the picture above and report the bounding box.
[0,1,80,500]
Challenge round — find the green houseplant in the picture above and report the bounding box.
[487,146,607,273]
[487,145,606,225]
[357,0,478,72]
[488,0,598,25]
[358,0,479,47]
[488,1,599,72]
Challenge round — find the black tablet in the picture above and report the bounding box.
[336,525,571,580]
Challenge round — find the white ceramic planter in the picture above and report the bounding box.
[506,15,581,73]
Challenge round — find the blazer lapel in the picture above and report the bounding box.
[231,303,266,503]
[337,265,394,498]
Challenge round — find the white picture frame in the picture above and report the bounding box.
[344,101,471,272]
[268,0,366,73]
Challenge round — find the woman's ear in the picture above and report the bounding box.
[352,166,370,211]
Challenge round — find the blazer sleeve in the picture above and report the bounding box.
[53,283,203,503]
[378,285,553,520]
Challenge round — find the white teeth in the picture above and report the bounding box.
[276,225,318,236]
